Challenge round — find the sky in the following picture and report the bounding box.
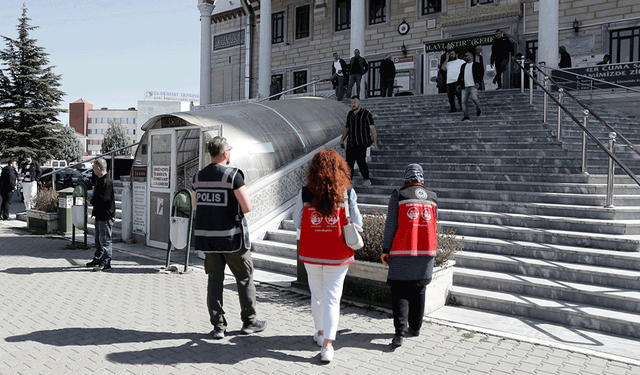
[0,0,201,126]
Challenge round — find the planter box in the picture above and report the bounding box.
[26,209,59,234]
[344,260,455,315]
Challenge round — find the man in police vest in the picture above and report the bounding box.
[381,164,437,347]
[192,136,267,339]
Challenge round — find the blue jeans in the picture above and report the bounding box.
[346,73,363,98]
[461,86,481,117]
[93,217,115,265]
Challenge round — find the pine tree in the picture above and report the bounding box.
[0,4,66,162]
[101,119,134,156]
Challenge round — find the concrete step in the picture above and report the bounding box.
[445,221,640,251]
[455,252,640,287]
[367,161,580,174]
[252,239,297,259]
[449,285,640,339]
[251,252,297,276]
[357,178,640,195]
[441,209,640,235]
[263,228,297,246]
[358,189,640,207]
[459,235,640,271]
[453,267,640,313]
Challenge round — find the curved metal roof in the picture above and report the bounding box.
[138,97,350,185]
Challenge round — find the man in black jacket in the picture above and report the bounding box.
[346,49,369,98]
[86,158,116,272]
[457,51,483,121]
[491,29,514,89]
[330,52,348,101]
[379,54,396,97]
[1,159,18,220]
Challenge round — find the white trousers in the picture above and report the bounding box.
[304,263,349,341]
[23,181,38,210]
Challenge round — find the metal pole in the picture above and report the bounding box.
[313,82,317,96]
[529,65,534,105]
[519,58,525,94]
[605,132,616,208]
[557,88,564,140]
[543,76,549,124]
[581,109,590,174]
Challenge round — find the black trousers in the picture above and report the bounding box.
[390,283,427,335]
[1,191,13,219]
[447,83,462,111]
[205,247,257,330]
[381,79,394,97]
[346,144,370,180]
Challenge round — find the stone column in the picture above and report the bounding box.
[198,1,215,105]
[538,0,559,69]
[259,0,272,99]
[350,0,366,97]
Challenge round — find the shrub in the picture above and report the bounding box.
[32,188,59,212]
[356,209,462,267]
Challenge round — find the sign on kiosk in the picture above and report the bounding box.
[151,166,170,188]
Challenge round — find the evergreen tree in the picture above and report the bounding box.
[101,119,134,156]
[0,5,66,162]
[55,126,83,163]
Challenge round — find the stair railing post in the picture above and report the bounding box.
[312,81,317,96]
[529,65,534,105]
[519,58,525,94]
[605,132,617,208]
[581,109,590,174]
[543,76,549,124]
[557,89,564,140]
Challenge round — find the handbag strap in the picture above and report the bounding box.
[343,188,351,222]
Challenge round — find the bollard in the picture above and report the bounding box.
[529,65,534,105]
[543,76,549,124]
[581,110,590,174]
[605,132,616,208]
[557,89,564,140]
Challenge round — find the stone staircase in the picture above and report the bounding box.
[251,89,640,339]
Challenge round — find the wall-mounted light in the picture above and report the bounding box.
[573,18,579,33]
[401,43,407,56]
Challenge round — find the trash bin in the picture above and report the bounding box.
[57,187,75,235]
[166,189,194,273]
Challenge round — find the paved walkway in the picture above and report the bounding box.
[1,220,640,375]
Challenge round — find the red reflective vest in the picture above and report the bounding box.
[390,183,438,257]
[299,188,354,266]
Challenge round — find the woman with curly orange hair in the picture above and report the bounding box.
[293,149,363,362]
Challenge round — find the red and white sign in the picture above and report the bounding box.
[393,56,415,70]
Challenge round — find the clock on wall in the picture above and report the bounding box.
[398,20,410,36]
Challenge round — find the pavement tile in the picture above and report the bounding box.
[2,222,640,374]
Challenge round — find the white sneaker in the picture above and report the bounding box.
[320,346,334,362]
[313,331,323,347]
[362,179,372,187]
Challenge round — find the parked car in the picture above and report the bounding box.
[55,168,93,190]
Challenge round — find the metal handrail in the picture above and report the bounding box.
[531,64,640,160]
[514,60,640,199]
[40,142,140,191]
[259,79,329,102]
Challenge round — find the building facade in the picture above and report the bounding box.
[86,108,138,156]
[198,0,640,103]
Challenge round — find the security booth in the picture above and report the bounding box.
[129,97,350,249]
